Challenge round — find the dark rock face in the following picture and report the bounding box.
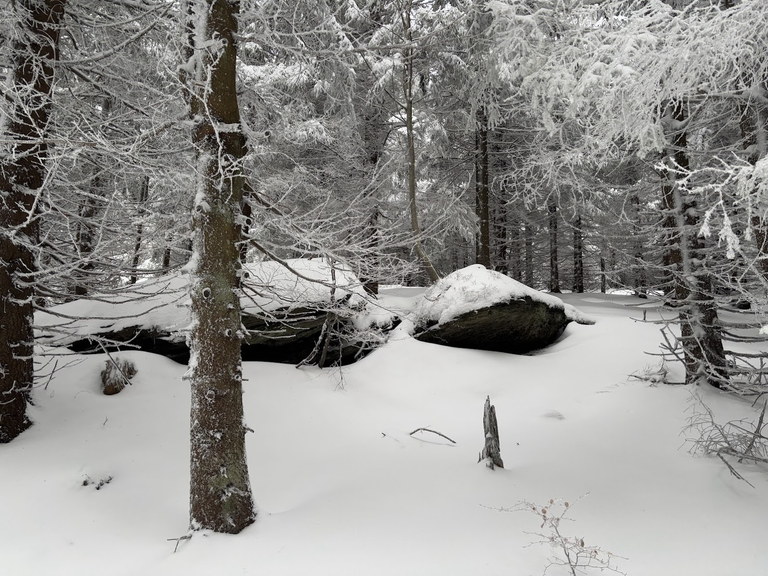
[414,296,570,354]
[65,307,373,366]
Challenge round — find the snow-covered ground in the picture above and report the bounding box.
[3,290,768,575]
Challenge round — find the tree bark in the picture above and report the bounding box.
[401,0,439,283]
[739,93,768,278]
[600,256,606,293]
[629,193,647,295]
[479,396,503,469]
[0,0,66,443]
[508,215,521,281]
[548,200,560,293]
[186,0,255,534]
[660,101,728,388]
[129,176,150,284]
[524,216,534,287]
[475,109,491,268]
[572,213,584,293]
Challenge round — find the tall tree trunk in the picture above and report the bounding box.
[548,200,560,293]
[508,215,521,281]
[0,0,66,443]
[73,178,98,296]
[524,216,534,287]
[660,101,728,388]
[73,97,111,296]
[356,50,389,295]
[600,256,606,293]
[572,212,584,293]
[186,0,255,534]
[740,92,768,278]
[129,176,150,284]
[475,110,491,268]
[494,203,508,274]
[629,193,647,295]
[401,2,439,283]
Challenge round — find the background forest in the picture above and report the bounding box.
[2,0,768,548]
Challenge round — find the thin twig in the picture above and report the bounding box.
[742,402,767,461]
[43,359,59,390]
[717,452,755,488]
[409,427,456,444]
[167,534,192,553]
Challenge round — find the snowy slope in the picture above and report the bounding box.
[3,291,768,575]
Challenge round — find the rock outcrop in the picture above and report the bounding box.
[412,265,592,354]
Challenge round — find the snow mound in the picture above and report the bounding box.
[414,265,593,326]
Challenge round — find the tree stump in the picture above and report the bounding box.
[101,357,137,395]
[479,396,503,469]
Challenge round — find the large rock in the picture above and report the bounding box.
[412,265,592,354]
[36,259,375,366]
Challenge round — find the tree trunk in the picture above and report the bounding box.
[524,216,534,287]
[73,97,111,296]
[600,256,606,293]
[186,0,255,534]
[356,57,389,296]
[572,212,584,293]
[401,1,439,284]
[548,200,560,293]
[475,110,491,268]
[0,0,66,443]
[660,101,728,388]
[739,93,768,278]
[129,176,150,285]
[629,193,647,295]
[508,215,522,281]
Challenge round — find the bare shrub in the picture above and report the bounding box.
[514,496,626,575]
[685,393,768,488]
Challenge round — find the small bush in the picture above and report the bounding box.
[512,496,627,575]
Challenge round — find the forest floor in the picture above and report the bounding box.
[3,290,768,575]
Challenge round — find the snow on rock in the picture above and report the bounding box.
[36,258,367,348]
[241,258,365,314]
[413,265,593,327]
[409,265,593,355]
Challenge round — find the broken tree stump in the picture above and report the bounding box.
[101,357,137,395]
[479,396,503,469]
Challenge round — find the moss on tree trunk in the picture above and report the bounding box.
[186,0,255,534]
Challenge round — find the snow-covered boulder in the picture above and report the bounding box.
[412,265,593,354]
[36,259,372,365]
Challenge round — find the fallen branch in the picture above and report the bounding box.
[409,427,456,444]
[717,452,755,489]
[167,534,192,553]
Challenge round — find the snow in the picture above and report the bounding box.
[5,290,768,575]
[35,259,366,346]
[413,264,594,327]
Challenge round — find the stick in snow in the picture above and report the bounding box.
[409,427,456,444]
